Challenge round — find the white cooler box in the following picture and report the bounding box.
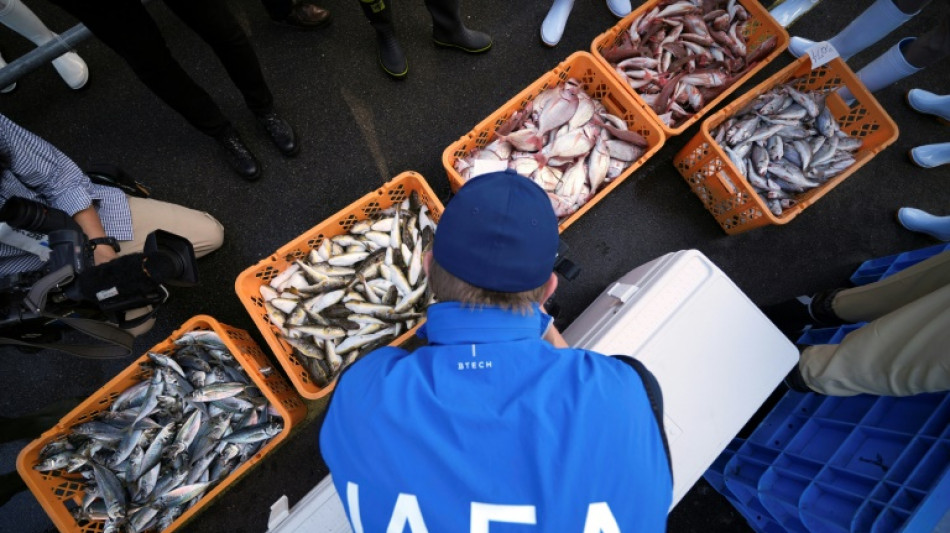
[562,249,798,507]
[267,249,798,531]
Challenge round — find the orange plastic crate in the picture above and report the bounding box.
[672,55,899,234]
[441,51,665,234]
[235,171,444,400]
[16,315,307,533]
[591,0,789,137]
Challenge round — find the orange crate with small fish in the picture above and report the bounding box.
[672,55,899,234]
[442,51,665,233]
[16,315,307,533]
[235,171,443,400]
[591,0,789,137]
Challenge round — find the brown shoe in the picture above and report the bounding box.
[276,2,331,30]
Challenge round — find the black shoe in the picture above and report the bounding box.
[761,289,844,341]
[215,127,261,180]
[425,0,492,53]
[376,29,408,79]
[272,2,332,30]
[432,27,492,53]
[257,111,299,157]
[784,364,814,393]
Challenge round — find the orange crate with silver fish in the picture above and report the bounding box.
[442,51,665,233]
[591,0,789,137]
[16,315,307,533]
[672,55,899,234]
[234,171,443,400]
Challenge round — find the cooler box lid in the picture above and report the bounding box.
[562,249,798,508]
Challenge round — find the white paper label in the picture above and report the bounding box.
[0,222,50,261]
[96,286,119,301]
[470,159,509,178]
[807,41,839,69]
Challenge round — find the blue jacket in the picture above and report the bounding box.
[320,302,672,532]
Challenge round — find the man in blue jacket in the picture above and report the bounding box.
[320,170,672,532]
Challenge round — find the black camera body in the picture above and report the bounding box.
[0,197,199,335]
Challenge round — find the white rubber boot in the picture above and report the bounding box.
[0,0,89,89]
[787,0,917,60]
[898,208,950,241]
[0,50,16,93]
[606,0,631,18]
[541,0,574,47]
[909,142,950,169]
[838,38,921,103]
[50,45,88,90]
[907,89,950,123]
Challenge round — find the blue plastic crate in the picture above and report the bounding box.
[797,324,865,346]
[706,246,950,532]
[849,244,950,286]
[716,392,950,532]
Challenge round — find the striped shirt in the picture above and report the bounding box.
[0,113,131,276]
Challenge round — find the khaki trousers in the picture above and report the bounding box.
[800,251,950,396]
[115,196,224,335]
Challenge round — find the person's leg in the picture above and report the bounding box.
[831,250,950,323]
[164,0,298,157]
[424,0,492,53]
[763,250,950,337]
[902,9,950,68]
[46,0,262,178]
[162,0,272,115]
[0,0,88,89]
[119,195,224,259]
[798,282,950,396]
[837,11,950,101]
[891,0,930,15]
[359,0,408,79]
[787,0,927,59]
[47,0,229,136]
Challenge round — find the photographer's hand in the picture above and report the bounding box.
[72,205,118,265]
[92,246,118,265]
[540,273,568,348]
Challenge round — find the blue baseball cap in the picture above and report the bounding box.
[433,170,559,292]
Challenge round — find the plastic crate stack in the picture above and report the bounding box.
[704,244,950,532]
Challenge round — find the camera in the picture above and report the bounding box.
[0,197,199,338]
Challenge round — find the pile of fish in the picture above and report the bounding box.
[34,331,282,533]
[261,192,436,386]
[711,81,863,216]
[454,78,649,219]
[601,0,778,127]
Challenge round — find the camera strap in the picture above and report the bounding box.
[0,312,134,359]
[1,265,134,359]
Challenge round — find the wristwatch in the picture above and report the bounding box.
[87,236,121,253]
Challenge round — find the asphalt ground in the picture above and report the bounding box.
[0,0,948,531]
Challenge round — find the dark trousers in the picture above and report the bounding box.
[892,0,950,68]
[260,0,294,21]
[48,0,274,137]
[905,11,950,67]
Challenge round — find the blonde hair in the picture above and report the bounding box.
[427,258,547,312]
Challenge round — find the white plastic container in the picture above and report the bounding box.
[267,475,350,533]
[562,249,799,508]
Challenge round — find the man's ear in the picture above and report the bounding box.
[541,272,558,303]
[423,250,433,275]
